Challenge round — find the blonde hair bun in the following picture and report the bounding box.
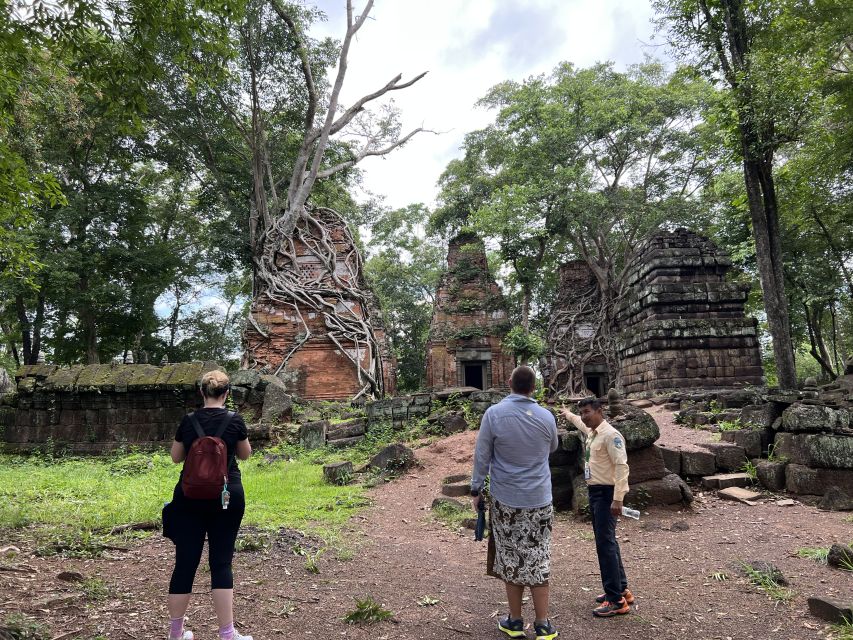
[200,370,230,398]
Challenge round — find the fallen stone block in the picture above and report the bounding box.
[827,543,853,569]
[785,464,853,496]
[326,418,367,440]
[701,442,748,472]
[718,486,762,503]
[626,445,668,483]
[820,486,853,511]
[721,429,762,458]
[260,375,292,424]
[323,461,353,485]
[610,407,660,451]
[625,473,693,507]
[740,403,782,429]
[755,459,787,492]
[658,445,682,475]
[781,403,850,433]
[702,473,753,490]
[776,432,853,469]
[441,481,470,498]
[681,449,716,476]
[326,435,364,449]
[368,443,414,473]
[299,420,327,449]
[808,596,853,625]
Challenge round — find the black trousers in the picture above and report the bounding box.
[588,484,628,603]
[168,484,245,594]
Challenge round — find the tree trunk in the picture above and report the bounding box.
[14,294,33,364]
[804,302,836,379]
[521,286,531,332]
[79,276,99,364]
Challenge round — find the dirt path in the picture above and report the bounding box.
[2,424,852,640]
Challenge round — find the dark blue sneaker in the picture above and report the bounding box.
[498,615,526,638]
[534,619,559,639]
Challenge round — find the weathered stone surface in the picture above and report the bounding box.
[827,544,853,568]
[719,486,761,503]
[785,464,853,496]
[808,596,853,625]
[327,418,367,441]
[610,407,660,451]
[774,432,853,469]
[571,474,589,514]
[721,429,762,458]
[299,420,327,449]
[755,460,787,491]
[781,403,849,433]
[626,445,668,483]
[368,443,414,473]
[681,449,717,476]
[326,435,364,449]
[658,445,682,475]
[550,431,582,470]
[626,473,693,507]
[441,481,470,497]
[740,403,782,429]
[701,442,748,472]
[631,399,654,408]
[551,466,575,510]
[439,412,468,435]
[230,369,261,389]
[260,376,292,424]
[560,430,584,455]
[702,473,753,490]
[323,461,353,485]
[819,486,853,511]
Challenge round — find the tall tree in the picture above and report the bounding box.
[653,0,821,387]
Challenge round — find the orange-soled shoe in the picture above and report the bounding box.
[595,589,634,605]
[593,598,630,618]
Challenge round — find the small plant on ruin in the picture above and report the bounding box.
[740,460,758,482]
[708,400,724,416]
[766,442,789,463]
[718,419,744,432]
[796,547,829,564]
[739,561,793,603]
[344,596,394,624]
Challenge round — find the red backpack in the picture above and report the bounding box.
[181,411,234,499]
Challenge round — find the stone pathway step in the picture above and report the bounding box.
[718,486,762,504]
[702,472,754,490]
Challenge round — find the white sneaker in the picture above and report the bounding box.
[168,632,193,640]
[233,633,253,640]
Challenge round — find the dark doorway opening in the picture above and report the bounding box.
[464,363,485,389]
[585,375,602,397]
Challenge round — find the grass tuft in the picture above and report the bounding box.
[739,561,794,603]
[343,596,393,624]
[1,613,50,640]
[796,547,829,564]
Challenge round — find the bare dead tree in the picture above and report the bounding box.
[241,0,431,396]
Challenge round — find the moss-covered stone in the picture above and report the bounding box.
[15,364,58,381]
[42,366,85,391]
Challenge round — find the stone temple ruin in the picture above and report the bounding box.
[425,233,515,391]
[542,260,613,398]
[617,229,765,395]
[544,229,765,398]
[243,208,396,401]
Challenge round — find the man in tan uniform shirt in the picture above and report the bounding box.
[561,397,633,617]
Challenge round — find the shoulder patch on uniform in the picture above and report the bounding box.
[613,436,623,448]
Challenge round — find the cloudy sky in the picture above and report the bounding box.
[311,0,666,210]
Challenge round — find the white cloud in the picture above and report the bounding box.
[310,1,662,209]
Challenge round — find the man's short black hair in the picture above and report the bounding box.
[577,397,603,411]
[510,366,536,394]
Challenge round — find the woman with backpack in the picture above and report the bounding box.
[166,370,253,640]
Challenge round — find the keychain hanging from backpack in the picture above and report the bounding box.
[221,476,230,510]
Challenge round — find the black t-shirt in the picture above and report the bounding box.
[175,408,248,486]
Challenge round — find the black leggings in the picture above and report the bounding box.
[168,485,245,594]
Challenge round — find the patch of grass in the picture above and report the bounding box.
[711,571,729,581]
[417,595,439,606]
[830,614,853,640]
[576,530,594,541]
[304,549,323,574]
[718,419,752,432]
[81,576,109,601]
[839,553,853,573]
[845,515,853,524]
[2,613,50,639]
[0,451,368,540]
[343,596,393,624]
[739,561,794,603]
[431,500,470,530]
[796,547,829,564]
[34,528,108,559]
[235,531,272,553]
[741,459,758,482]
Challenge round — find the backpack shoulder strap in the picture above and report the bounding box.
[214,410,235,439]
[188,412,205,439]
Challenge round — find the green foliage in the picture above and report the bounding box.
[81,576,109,601]
[740,460,758,482]
[796,547,829,564]
[344,596,394,624]
[503,326,545,364]
[431,500,470,531]
[0,614,50,640]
